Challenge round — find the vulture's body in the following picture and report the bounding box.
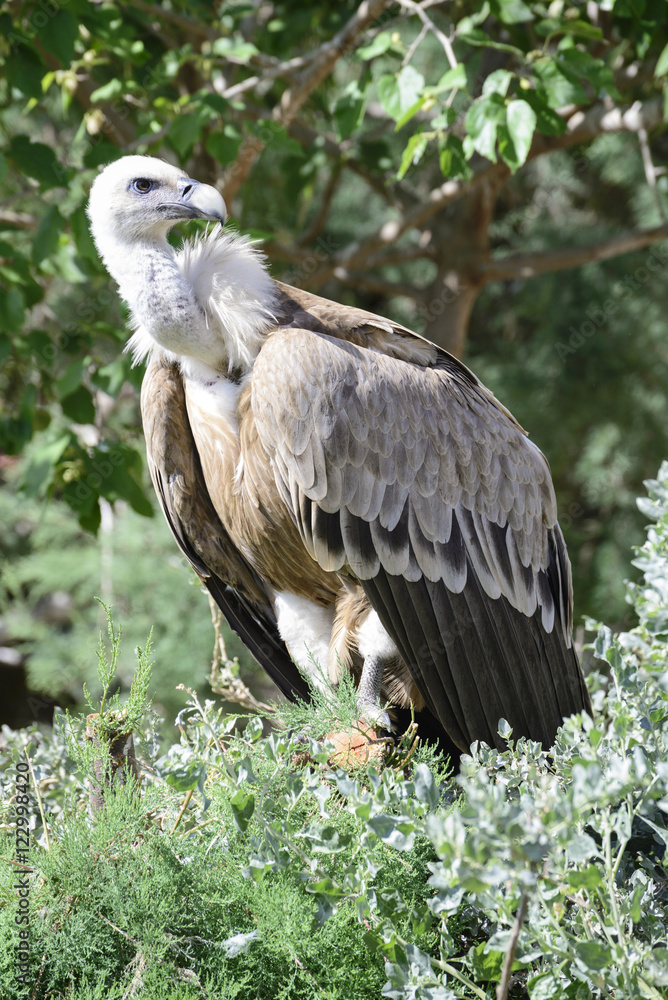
[88,155,591,757]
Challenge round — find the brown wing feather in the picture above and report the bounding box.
[250,325,590,750]
[141,355,312,703]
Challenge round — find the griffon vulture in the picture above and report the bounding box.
[87,155,591,757]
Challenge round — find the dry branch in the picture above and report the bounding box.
[478,224,668,283]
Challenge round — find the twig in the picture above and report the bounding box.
[298,163,343,246]
[402,22,429,67]
[222,0,390,202]
[399,0,458,69]
[170,789,194,835]
[638,126,667,224]
[22,743,50,852]
[496,890,529,1000]
[332,268,422,300]
[220,53,318,101]
[120,0,214,39]
[476,223,668,283]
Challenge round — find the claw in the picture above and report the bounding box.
[356,698,391,732]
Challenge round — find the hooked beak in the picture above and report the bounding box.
[158,177,227,224]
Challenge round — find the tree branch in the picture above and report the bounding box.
[297,163,343,246]
[222,0,391,203]
[302,97,666,290]
[331,268,422,300]
[531,97,664,160]
[477,224,668,283]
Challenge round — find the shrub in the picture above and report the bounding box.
[3,466,668,999]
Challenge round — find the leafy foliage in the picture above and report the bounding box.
[3,469,668,998]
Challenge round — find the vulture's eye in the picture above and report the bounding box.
[132,178,154,194]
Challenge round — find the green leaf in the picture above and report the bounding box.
[33,205,64,266]
[206,126,243,165]
[5,45,44,99]
[465,93,507,162]
[414,763,438,806]
[520,89,567,135]
[528,969,566,999]
[395,96,427,131]
[61,386,96,425]
[0,285,26,333]
[334,77,368,141]
[499,99,536,170]
[458,28,524,56]
[230,789,255,833]
[644,948,668,987]
[468,942,504,980]
[483,69,513,97]
[83,141,122,170]
[567,864,603,889]
[491,0,534,23]
[19,434,71,497]
[212,36,259,61]
[574,941,612,971]
[656,42,668,77]
[8,136,66,190]
[89,78,124,103]
[70,205,100,262]
[356,31,394,60]
[0,153,6,188]
[433,64,468,93]
[439,135,472,180]
[534,58,589,109]
[536,17,603,39]
[378,66,425,122]
[565,832,599,861]
[168,113,207,158]
[456,3,491,32]
[56,359,86,399]
[397,133,428,179]
[40,10,80,66]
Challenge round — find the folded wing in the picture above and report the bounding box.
[141,355,312,704]
[251,326,590,751]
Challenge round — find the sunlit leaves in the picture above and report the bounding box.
[377,66,425,123]
[464,93,507,162]
[499,99,537,171]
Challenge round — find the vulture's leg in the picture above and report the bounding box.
[356,651,392,731]
[355,609,395,731]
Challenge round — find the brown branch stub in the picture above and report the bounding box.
[478,224,668,284]
[496,891,529,1000]
[85,712,140,815]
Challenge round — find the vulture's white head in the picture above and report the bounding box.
[87,154,226,249]
[88,155,277,375]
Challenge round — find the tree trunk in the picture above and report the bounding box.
[420,174,503,357]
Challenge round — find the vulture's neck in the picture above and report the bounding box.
[97,228,278,379]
